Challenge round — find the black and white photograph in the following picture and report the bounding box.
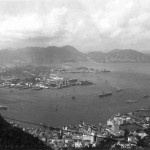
[0,0,150,149]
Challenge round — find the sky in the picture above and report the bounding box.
[0,0,150,52]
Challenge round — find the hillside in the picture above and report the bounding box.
[0,45,87,64]
[88,49,150,63]
[0,114,50,149]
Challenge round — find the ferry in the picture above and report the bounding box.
[99,92,113,97]
[0,105,7,110]
[125,100,137,103]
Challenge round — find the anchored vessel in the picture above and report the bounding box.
[99,92,113,97]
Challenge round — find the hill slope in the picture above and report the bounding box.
[0,114,50,149]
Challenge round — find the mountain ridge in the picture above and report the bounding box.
[88,49,150,63]
[0,46,150,64]
[0,45,87,64]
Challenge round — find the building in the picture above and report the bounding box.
[82,135,94,144]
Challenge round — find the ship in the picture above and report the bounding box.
[31,87,43,91]
[101,69,111,72]
[125,100,137,103]
[72,96,75,100]
[99,92,113,97]
[19,86,30,90]
[143,95,150,98]
[136,108,150,111]
[116,88,123,92]
[0,105,7,110]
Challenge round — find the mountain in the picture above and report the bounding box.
[0,46,150,64]
[0,45,87,64]
[88,49,150,63]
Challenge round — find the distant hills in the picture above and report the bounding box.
[88,49,150,63]
[0,46,150,64]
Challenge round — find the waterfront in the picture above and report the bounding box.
[0,63,150,128]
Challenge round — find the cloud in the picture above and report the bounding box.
[0,0,150,52]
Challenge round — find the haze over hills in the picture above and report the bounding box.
[0,46,150,64]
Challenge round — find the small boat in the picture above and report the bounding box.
[31,87,43,90]
[143,95,150,98]
[116,88,123,92]
[19,86,30,90]
[0,105,7,110]
[99,92,112,97]
[125,100,137,103]
[72,96,75,100]
[137,108,150,111]
[101,69,110,72]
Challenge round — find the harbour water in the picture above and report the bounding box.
[1,63,150,127]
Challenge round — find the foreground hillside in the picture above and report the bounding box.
[0,114,51,149]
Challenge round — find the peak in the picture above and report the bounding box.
[62,45,77,50]
[63,45,73,48]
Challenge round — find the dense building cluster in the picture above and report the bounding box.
[0,65,93,90]
[9,110,150,150]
